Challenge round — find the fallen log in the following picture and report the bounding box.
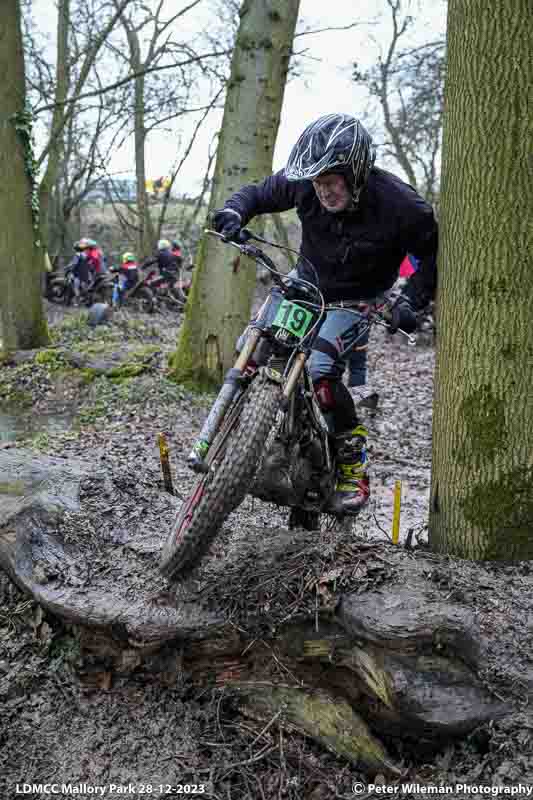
[1,448,529,775]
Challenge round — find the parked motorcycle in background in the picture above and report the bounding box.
[142,262,192,311]
[46,264,112,307]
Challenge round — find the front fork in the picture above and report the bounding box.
[187,328,263,472]
[187,338,307,473]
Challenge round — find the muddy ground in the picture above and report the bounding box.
[1,303,532,799]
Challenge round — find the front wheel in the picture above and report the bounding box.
[160,375,282,580]
[46,279,66,303]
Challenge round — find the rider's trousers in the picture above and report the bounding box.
[241,282,374,388]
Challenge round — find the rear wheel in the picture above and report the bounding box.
[160,376,282,579]
[130,286,154,313]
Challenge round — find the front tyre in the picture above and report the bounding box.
[47,279,66,303]
[160,375,282,580]
[130,286,155,313]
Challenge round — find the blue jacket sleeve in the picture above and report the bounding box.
[224,170,300,225]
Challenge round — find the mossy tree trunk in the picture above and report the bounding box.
[429,0,533,559]
[0,0,49,351]
[169,0,301,389]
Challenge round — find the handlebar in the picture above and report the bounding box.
[205,228,416,345]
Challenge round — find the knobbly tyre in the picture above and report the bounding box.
[160,230,414,580]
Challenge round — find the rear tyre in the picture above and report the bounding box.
[130,286,154,313]
[160,376,282,580]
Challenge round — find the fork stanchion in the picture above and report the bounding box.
[392,480,402,544]
[158,432,174,495]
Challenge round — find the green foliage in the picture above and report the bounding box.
[34,348,66,369]
[28,431,51,451]
[0,385,33,408]
[11,106,41,247]
[107,363,149,382]
[49,313,89,344]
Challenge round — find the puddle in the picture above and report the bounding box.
[0,409,76,444]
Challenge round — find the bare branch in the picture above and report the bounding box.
[294,21,368,38]
[34,49,229,115]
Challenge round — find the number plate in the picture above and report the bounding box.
[272,300,314,338]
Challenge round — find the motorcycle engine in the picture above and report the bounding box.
[250,431,334,509]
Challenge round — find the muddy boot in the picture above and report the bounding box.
[329,424,370,515]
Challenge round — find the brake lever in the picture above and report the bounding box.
[375,318,416,345]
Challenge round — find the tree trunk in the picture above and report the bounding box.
[38,0,70,256]
[170,0,301,388]
[127,27,155,260]
[0,0,48,351]
[429,0,533,559]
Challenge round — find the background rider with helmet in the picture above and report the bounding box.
[212,112,438,516]
[143,239,180,280]
[119,252,139,294]
[69,238,93,299]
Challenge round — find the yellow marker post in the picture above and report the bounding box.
[158,432,174,495]
[392,480,402,544]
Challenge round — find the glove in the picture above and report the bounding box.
[211,207,242,241]
[389,297,417,334]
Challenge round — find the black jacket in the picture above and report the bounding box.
[225,167,438,307]
[144,248,178,273]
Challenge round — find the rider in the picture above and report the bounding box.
[212,113,438,515]
[119,252,139,294]
[144,239,180,280]
[85,239,104,275]
[171,239,184,270]
[70,238,93,299]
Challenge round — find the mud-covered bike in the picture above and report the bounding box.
[160,230,413,580]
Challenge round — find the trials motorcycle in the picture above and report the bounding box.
[46,264,112,307]
[160,230,413,580]
[143,264,191,310]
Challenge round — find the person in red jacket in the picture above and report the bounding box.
[85,239,104,275]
